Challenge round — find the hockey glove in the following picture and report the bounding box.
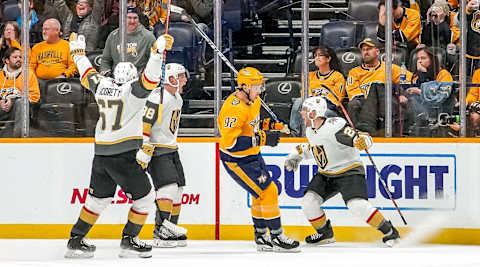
[255,130,280,147]
[69,33,86,59]
[151,34,174,54]
[353,133,373,151]
[262,118,291,134]
[136,144,155,169]
[285,152,303,172]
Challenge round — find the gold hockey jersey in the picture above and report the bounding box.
[308,70,346,106]
[346,61,413,100]
[218,92,261,158]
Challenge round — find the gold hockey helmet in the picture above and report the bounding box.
[237,67,265,92]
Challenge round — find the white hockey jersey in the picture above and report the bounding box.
[142,88,183,155]
[83,72,153,155]
[304,117,364,176]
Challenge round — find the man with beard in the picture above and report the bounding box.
[345,38,412,125]
[54,0,104,52]
[100,7,156,77]
[0,47,40,136]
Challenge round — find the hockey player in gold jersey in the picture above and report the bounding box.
[218,67,300,252]
[65,32,173,259]
[285,96,400,247]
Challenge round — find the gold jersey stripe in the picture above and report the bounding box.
[128,208,148,225]
[366,209,385,228]
[79,207,99,225]
[317,163,363,176]
[224,161,263,197]
[156,198,173,212]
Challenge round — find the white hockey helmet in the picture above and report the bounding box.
[113,62,138,84]
[302,96,328,126]
[165,63,188,86]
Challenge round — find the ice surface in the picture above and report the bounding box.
[0,239,479,267]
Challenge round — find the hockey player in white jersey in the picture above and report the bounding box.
[284,96,400,247]
[65,32,174,259]
[136,63,189,248]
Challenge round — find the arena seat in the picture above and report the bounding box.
[320,21,359,50]
[292,51,315,74]
[86,50,103,72]
[361,22,379,40]
[261,77,302,124]
[37,78,86,137]
[1,0,21,22]
[347,0,379,22]
[335,48,362,76]
[380,47,409,66]
[154,22,205,75]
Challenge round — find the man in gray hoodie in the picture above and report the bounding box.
[100,7,156,76]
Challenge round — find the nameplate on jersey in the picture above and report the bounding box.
[98,87,122,97]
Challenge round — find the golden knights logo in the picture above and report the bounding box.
[311,145,328,169]
[472,12,480,34]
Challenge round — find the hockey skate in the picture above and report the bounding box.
[382,221,400,247]
[119,235,152,258]
[254,231,273,252]
[270,233,300,253]
[65,235,96,258]
[153,225,177,248]
[176,234,188,247]
[305,219,335,245]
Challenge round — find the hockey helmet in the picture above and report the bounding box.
[302,96,328,124]
[165,63,189,87]
[237,67,265,92]
[114,62,138,84]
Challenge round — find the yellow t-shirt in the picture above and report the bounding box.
[30,39,77,80]
[308,70,346,106]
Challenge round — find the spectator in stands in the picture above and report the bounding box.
[128,0,149,28]
[100,7,156,76]
[402,46,454,135]
[30,18,77,87]
[346,38,412,125]
[377,0,421,52]
[454,0,480,77]
[448,0,459,10]
[422,0,459,51]
[0,47,40,137]
[308,45,346,114]
[54,0,104,51]
[290,45,346,136]
[171,0,213,25]
[466,68,480,136]
[16,0,38,30]
[0,21,22,66]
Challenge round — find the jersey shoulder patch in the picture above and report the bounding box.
[231,98,240,105]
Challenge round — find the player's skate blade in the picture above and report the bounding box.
[153,225,178,248]
[271,233,300,253]
[382,223,400,247]
[255,232,273,252]
[176,234,187,247]
[119,236,152,258]
[64,236,95,258]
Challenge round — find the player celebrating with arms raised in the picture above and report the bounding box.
[65,31,173,259]
[284,96,400,247]
[218,67,300,252]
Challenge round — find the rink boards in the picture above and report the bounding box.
[0,137,479,244]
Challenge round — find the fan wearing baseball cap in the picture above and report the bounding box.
[344,37,412,125]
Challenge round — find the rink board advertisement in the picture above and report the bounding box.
[0,138,479,243]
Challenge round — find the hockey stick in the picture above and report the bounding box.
[169,6,287,131]
[159,0,173,104]
[321,85,408,225]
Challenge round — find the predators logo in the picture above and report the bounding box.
[472,12,480,34]
[0,88,21,99]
